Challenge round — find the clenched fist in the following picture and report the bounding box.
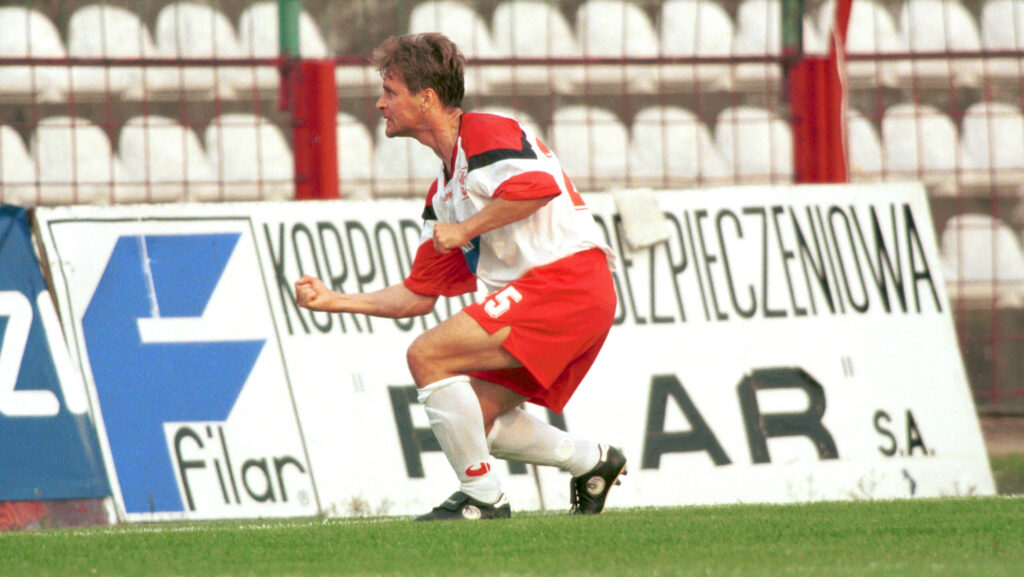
[294,275,334,311]
[432,221,468,255]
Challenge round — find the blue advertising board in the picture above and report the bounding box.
[0,206,109,500]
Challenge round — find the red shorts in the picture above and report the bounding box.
[465,248,616,413]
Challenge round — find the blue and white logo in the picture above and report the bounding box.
[78,230,313,518]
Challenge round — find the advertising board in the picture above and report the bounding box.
[35,213,317,521]
[34,182,994,520]
[0,206,109,502]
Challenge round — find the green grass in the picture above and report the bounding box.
[993,455,1024,495]
[1,497,1022,577]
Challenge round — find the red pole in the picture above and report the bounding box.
[789,58,847,183]
[788,0,853,184]
[289,59,339,199]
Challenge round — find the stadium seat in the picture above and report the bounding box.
[490,0,581,95]
[845,108,885,182]
[957,101,1024,193]
[572,0,660,94]
[203,113,294,201]
[67,4,171,99]
[732,0,827,92]
[0,125,39,207]
[407,0,498,94]
[0,7,67,102]
[880,102,960,193]
[893,0,983,88]
[336,112,375,199]
[30,116,116,206]
[153,2,247,99]
[816,0,901,88]
[714,105,794,183]
[115,116,216,203]
[236,1,332,99]
[372,118,441,197]
[335,61,380,99]
[941,214,1024,306]
[628,105,730,188]
[980,0,1024,90]
[548,105,629,191]
[658,0,735,92]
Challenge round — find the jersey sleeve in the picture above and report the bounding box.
[404,236,478,297]
[493,170,562,200]
[462,114,563,202]
[404,187,478,297]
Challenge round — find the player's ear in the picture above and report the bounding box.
[420,88,438,112]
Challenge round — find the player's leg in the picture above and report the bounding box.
[474,377,627,515]
[473,377,600,475]
[464,248,625,514]
[408,310,521,521]
[411,248,623,517]
[406,310,520,386]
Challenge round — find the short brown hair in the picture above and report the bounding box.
[372,33,465,108]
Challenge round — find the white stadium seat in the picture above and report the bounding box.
[0,7,67,102]
[980,0,1024,89]
[845,108,884,182]
[67,4,173,99]
[658,0,735,92]
[958,101,1024,193]
[336,112,375,199]
[0,125,39,206]
[335,62,379,99]
[31,116,116,206]
[549,105,629,190]
[880,102,960,193]
[893,0,983,88]
[628,105,730,187]
[490,0,581,94]
[714,105,794,182]
[236,1,332,99]
[115,116,216,203]
[572,0,660,93]
[153,2,247,99]
[941,214,1024,306]
[203,113,294,202]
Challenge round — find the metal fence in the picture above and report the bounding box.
[1,0,1023,412]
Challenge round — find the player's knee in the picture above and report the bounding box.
[406,335,437,385]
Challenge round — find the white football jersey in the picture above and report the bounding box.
[407,112,614,296]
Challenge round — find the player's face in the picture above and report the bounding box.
[376,70,422,138]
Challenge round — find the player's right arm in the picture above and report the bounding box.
[294,276,438,318]
[294,228,476,318]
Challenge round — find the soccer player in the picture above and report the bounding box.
[294,33,626,521]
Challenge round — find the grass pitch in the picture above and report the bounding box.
[1,497,1021,577]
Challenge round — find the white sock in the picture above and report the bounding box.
[418,375,502,504]
[486,407,601,477]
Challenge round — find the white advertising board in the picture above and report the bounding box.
[34,215,319,521]
[34,182,995,521]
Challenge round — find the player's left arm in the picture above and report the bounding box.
[432,195,553,254]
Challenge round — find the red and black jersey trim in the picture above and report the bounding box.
[466,130,538,173]
[422,180,439,221]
